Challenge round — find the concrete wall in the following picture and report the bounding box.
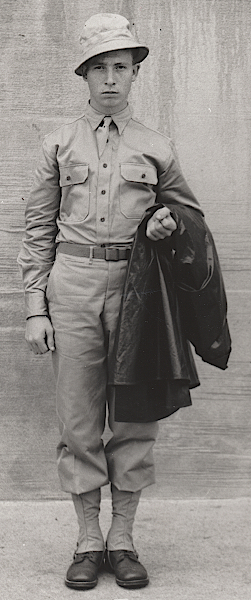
[0,0,250,500]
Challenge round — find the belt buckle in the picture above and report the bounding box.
[105,247,119,261]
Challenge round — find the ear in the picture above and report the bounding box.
[132,64,140,82]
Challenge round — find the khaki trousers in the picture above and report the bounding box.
[46,252,159,494]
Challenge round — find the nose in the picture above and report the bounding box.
[105,67,115,86]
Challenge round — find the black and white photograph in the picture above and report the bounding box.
[0,1,250,599]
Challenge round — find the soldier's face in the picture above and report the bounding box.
[84,49,139,114]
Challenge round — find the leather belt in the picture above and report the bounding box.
[57,242,131,261]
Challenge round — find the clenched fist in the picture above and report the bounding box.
[146,206,177,241]
[25,316,55,355]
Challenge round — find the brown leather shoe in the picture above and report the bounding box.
[65,550,104,590]
[106,549,149,589]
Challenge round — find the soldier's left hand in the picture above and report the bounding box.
[146,206,177,241]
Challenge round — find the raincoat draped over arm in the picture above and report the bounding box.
[109,204,231,423]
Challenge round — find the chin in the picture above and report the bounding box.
[102,95,119,103]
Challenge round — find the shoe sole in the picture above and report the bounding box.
[65,578,98,590]
[116,577,149,589]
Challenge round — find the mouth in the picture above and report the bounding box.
[102,91,118,95]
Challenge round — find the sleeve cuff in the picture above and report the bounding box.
[25,291,49,319]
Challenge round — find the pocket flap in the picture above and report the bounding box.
[59,164,89,187]
[120,163,158,185]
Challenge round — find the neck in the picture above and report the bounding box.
[89,99,128,115]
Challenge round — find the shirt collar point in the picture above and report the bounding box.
[85,102,132,134]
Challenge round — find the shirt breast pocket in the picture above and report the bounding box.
[59,164,89,222]
[119,163,158,219]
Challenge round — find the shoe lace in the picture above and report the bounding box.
[73,551,103,564]
[115,549,139,563]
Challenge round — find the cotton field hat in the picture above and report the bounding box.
[75,13,149,76]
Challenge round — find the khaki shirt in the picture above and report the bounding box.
[18,103,201,317]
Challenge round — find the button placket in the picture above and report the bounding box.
[96,140,112,244]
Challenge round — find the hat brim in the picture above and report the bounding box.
[75,40,149,76]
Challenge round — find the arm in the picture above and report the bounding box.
[144,141,231,368]
[146,141,202,241]
[18,137,61,353]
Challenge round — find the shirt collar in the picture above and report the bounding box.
[85,102,132,135]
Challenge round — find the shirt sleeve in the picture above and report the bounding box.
[17,137,60,318]
[157,141,203,214]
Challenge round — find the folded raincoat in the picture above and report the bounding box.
[109,204,231,422]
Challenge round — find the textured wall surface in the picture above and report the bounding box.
[0,0,250,500]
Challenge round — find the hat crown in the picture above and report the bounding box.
[75,12,149,75]
[81,13,131,43]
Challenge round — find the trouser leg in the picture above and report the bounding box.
[47,253,112,494]
[105,410,159,492]
[102,265,159,493]
[72,489,105,553]
[52,348,108,494]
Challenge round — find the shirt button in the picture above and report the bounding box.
[141,173,146,179]
[66,175,71,180]
[103,163,107,168]
[101,190,106,195]
[100,217,105,222]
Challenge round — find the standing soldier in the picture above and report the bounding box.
[18,13,230,591]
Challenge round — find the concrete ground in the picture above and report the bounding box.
[1,497,251,600]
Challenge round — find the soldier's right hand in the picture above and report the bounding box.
[25,316,55,355]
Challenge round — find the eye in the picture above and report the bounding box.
[116,65,126,70]
[94,65,104,70]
